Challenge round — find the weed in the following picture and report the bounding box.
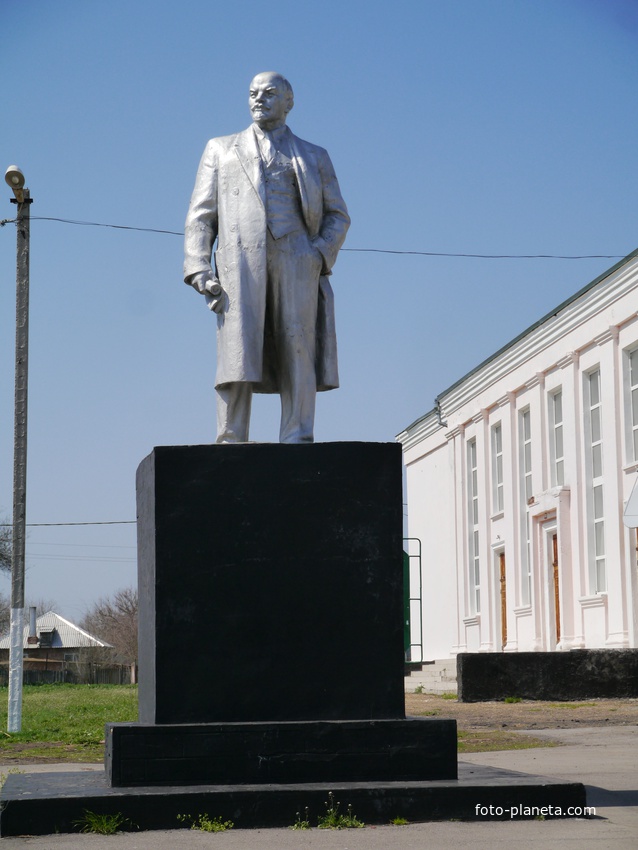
[549,702,596,709]
[317,792,364,829]
[414,685,425,694]
[504,696,522,703]
[440,692,457,700]
[73,810,134,835]
[177,813,234,832]
[291,807,311,830]
[390,816,409,825]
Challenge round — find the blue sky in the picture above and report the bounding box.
[1,0,637,620]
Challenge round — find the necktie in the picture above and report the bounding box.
[260,132,277,165]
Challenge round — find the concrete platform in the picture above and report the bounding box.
[0,762,585,836]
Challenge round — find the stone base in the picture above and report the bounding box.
[458,650,638,701]
[105,717,458,787]
[0,766,587,836]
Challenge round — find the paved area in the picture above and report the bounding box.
[1,726,636,848]
[463,726,638,832]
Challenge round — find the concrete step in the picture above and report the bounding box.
[405,679,458,695]
[404,659,458,694]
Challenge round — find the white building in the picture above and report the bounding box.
[398,249,638,661]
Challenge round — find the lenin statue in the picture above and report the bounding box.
[184,72,350,444]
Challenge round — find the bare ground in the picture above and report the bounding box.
[405,692,638,730]
[0,741,102,765]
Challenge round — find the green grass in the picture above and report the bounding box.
[0,684,137,762]
[458,730,560,753]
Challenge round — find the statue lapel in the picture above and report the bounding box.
[233,127,266,210]
[288,131,322,237]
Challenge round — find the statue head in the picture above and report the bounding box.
[248,72,294,131]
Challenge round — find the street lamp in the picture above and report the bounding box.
[4,165,31,733]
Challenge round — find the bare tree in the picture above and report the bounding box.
[0,521,11,575]
[29,598,60,617]
[81,587,138,665]
[0,597,60,640]
[0,592,10,637]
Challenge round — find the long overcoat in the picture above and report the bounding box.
[184,125,350,393]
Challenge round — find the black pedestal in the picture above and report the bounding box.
[106,717,457,787]
[106,443,458,789]
[136,442,405,725]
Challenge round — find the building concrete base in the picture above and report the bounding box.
[458,650,638,701]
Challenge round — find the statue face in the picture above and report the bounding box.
[249,73,291,130]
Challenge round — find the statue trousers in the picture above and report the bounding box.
[216,229,324,444]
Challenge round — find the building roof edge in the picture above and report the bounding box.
[433,248,638,407]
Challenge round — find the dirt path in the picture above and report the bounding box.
[405,692,638,730]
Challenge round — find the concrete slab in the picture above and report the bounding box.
[0,761,585,836]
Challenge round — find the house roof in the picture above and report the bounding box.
[398,246,638,438]
[0,611,111,650]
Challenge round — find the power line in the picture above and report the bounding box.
[26,553,136,563]
[33,216,184,236]
[1,215,624,260]
[28,541,136,549]
[28,520,137,527]
[0,521,136,527]
[343,248,624,260]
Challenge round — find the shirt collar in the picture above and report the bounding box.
[253,123,289,144]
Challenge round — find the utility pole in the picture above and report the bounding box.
[5,165,31,733]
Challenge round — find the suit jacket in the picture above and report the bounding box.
[184,125,350,392]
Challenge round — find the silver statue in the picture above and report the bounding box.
[184,72,350,443]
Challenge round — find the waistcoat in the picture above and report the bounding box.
[263,150,305,239]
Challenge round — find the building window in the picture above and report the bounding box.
[628,348,638,463]
[549,390,564,486]
[586,369,606,593]
[467,438,480,614]
[519,409,532,606]
[491,423,504,513]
